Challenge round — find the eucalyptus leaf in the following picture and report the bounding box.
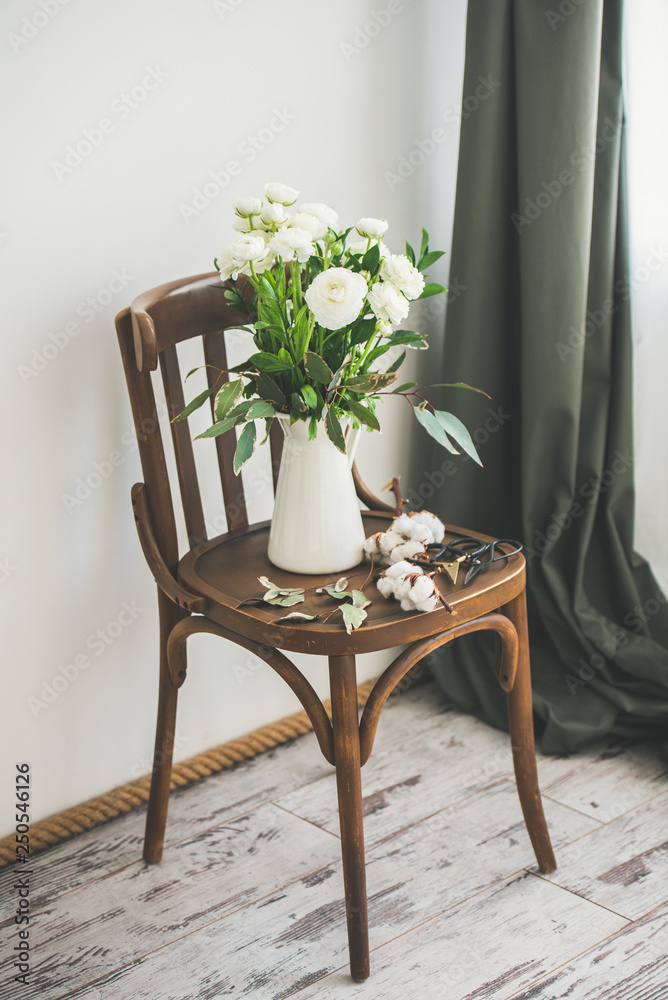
[340,372,398,393]
[391,381,418,394]
[433,410,482,465]
[347,398,380,431]
[413,404,459,454]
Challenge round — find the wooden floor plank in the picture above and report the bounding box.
[33,781,597,1000]
[3,804,339,1000]
[277,710,519,843]
[537,735,668,821]
[61,870,626,1000]
[533,791,668,921]
[507,901,668,1000]
[294,873,627,1000]
[0,682,448,920]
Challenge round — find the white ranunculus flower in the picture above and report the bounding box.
[216,249,238,281]
[264,182,299,205]
[380,253,425,300]
[292,211,328,240]
[367,280,410,324]
[261,202,290,227]
[234,196,263,218]
[305,267,368,330]
[269,226,314,263]
[299,202,339,229]
[355,217,389,239]
[231,234,268,263]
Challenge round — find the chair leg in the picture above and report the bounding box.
[502,591,557,874]
[143,590,184,864]
[328,654,370,982]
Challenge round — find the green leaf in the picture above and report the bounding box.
[388,330,429,348]
[214,378,244,421]
[233,421,257,474]
[405,240,416,266]
[391,381,417,394]
[264,591,305,607]
[387,351,406,373]
[433,410,482,465]
[351,590,371,609]
[362,242,380,273]
[291,392,307,413]
[275,612,317,622]
[413,404,458,454]
[340,372,398,393]
[417,282,447,299]
[255,371,286,407]
[347,398,380,431]
[340,603,368,634]
[194,416,237,439]
[304,352,334,384]
[245,400,276,420]
[325,407,346,453]
[350,318,376,347]
[419,227,429,261]
[173,382,218,422]
[429,381,490,398]
[250,352,294,372]
[301,384,318,409]
[417,249,445,272]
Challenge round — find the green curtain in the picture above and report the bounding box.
[428,0,668,753]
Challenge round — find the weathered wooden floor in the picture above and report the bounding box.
[2,681,667,1000]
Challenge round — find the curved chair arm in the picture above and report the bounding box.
[167,615,335,764]
[351,464,396,513]
[359,613,519,765]
[131,483,208,614]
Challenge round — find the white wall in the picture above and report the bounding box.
[1,0,468,834]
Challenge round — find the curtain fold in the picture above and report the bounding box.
[429,0,668,753]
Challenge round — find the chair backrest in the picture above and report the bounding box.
[116,272,288,567]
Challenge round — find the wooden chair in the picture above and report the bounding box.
[116,272,556,983]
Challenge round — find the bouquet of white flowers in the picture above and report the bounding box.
[177,181,485,473]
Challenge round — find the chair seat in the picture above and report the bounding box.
[178,512,526,655]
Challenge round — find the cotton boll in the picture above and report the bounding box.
[376,576,395,599]
[412,510,445,544]
[393,514,415,538]
[414,594,441,612]
[379,530,404,557]
[384,560,416,579]
[408,575,436,604]
[390,540,425,563]
[363,533,383,558]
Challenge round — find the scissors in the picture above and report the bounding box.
[408,536,523,586]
